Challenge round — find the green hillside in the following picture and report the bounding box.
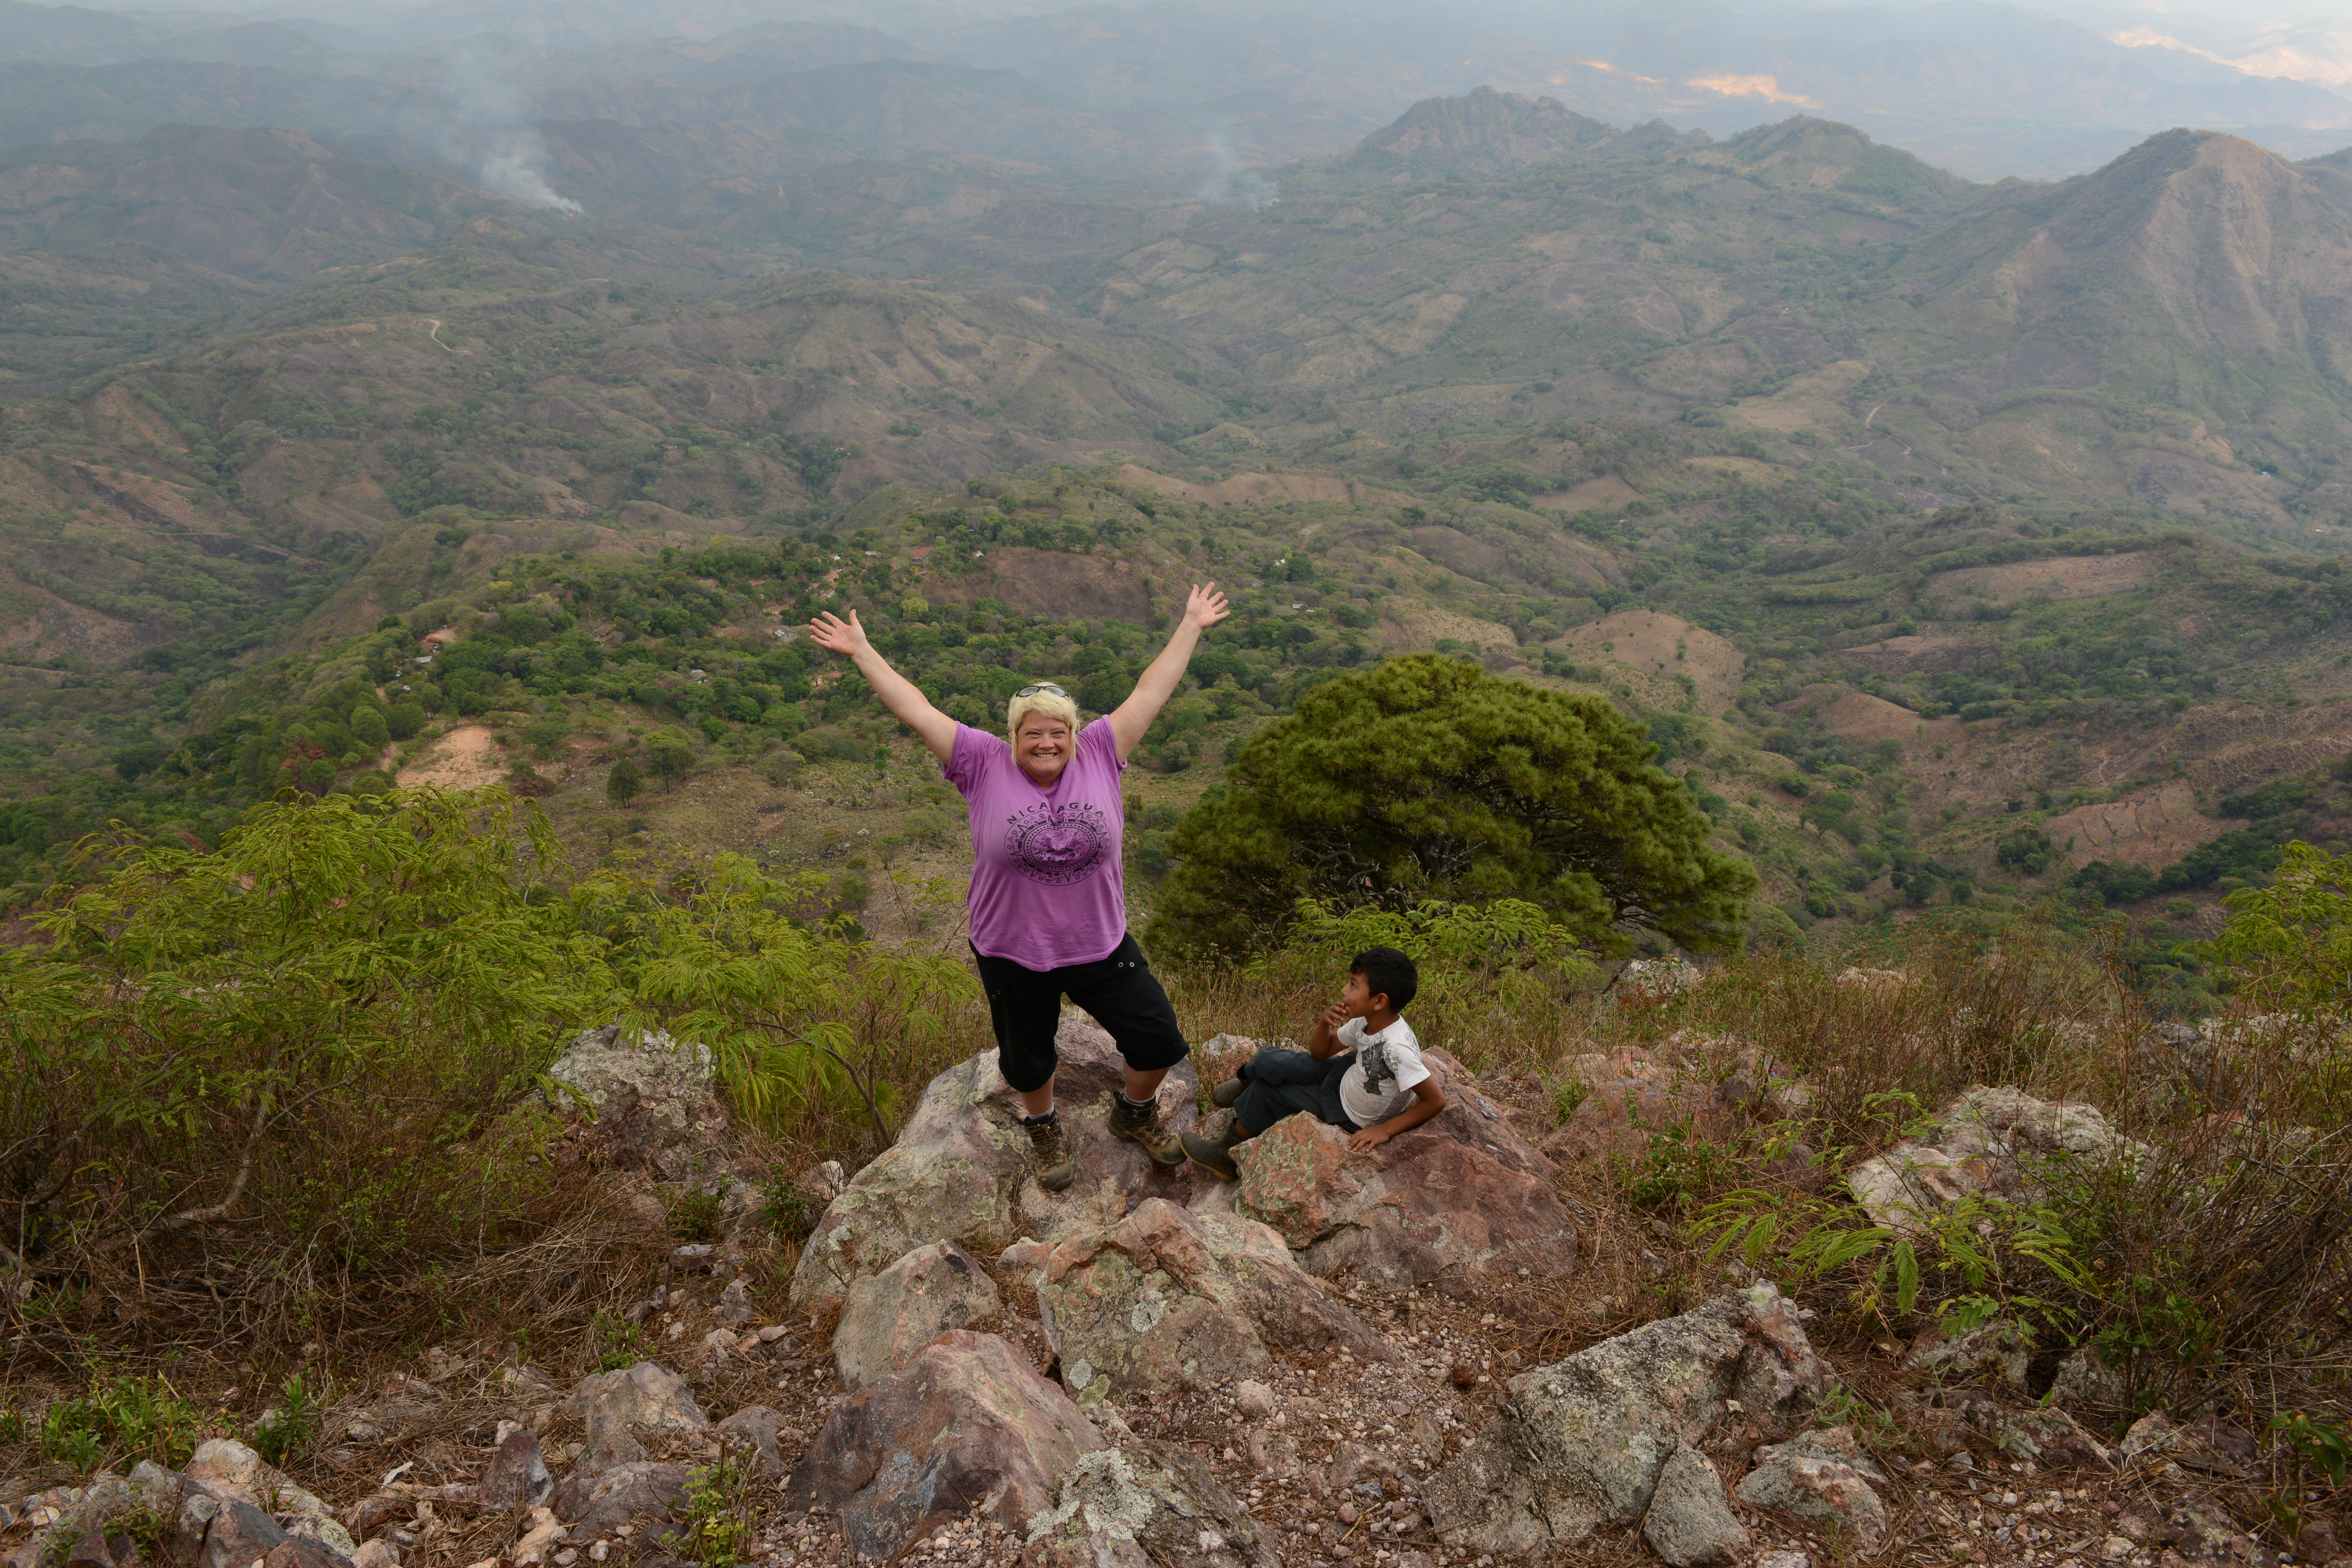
[7,98,2352,1006]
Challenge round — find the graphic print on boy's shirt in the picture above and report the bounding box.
[1335,1014,1429,1128]
[1003,799,1113,885]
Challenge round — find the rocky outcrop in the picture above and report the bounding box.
[1036,1198,1394,1407]
[834,1242,1002,1389]
[1733,1427,1889,1555]
[1024,1444,1281,1568]
[1848,1085,2144,1231]
[788,1018,1202,1312]
[1425,1284,1823,1554]
[1222,1046,1578,1288]
[784,1330,1104,1562]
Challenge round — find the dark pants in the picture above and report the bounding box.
[1234,1048,1360,1136]
[970,932,1190,1095]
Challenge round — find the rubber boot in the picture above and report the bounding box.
[1181,1122,1246,1181]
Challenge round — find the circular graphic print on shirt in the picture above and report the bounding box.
[1003,800,1111,885]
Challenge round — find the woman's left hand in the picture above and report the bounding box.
[1183,582,1231,631]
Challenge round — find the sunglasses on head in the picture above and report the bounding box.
[1015,682,1068,698]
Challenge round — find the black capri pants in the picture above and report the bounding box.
[969,931,1190,1094]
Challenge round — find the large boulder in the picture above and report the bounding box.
[1024,1443,1281,1568]
[1036,1198,1394,1408]
[788,1017,1202,1311]
[544,1025,732,1183]
[1733,1427,1888,1555]
[1223,1047,1578,1288]
[1425,1283,1824,1555]
[784,1330,1104,1562]
[834,1242,1002,1389]
[1848,1085,2144,1232]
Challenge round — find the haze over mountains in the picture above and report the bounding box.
[13,0,2352,951]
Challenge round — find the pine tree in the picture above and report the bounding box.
[1148,654,1755,956]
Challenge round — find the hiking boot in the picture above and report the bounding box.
[1025,1113,1076,1192]
[1210,1075,1248,1109]
[1108,1094,1187,1166]
[1181,1128,1242,1181]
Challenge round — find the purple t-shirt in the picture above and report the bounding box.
[943,718,1127,970]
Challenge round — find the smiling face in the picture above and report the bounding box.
[1012,712,1074,786]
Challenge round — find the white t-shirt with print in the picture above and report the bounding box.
[1336,1015,1430,1128]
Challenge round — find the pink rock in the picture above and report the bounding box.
[1230,1047,1577,1286]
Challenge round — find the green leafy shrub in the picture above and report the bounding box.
[251,1372,324,1466]
[679,1449,757,1568]
[592,1309,647,1373]
[667,1185,725,1242]
[0,790,607,1347]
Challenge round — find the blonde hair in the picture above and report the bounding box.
[1006,684,1081,739]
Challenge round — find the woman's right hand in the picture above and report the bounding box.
[809,609,870,658]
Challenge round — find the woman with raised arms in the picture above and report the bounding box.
[807,582,1231,1190]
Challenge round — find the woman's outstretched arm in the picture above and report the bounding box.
[1109,583,1231,760]
[807,609,959,765]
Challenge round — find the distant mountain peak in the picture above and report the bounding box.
[1344,85,1636,177]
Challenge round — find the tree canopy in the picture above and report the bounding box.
[1148,654,1755,956]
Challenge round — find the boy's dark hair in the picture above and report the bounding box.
[1350,946,1418,1013]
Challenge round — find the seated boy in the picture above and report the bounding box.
[1181,946,1444,1179]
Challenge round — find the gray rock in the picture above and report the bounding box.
[1641,1445,1748,1568]
[547,1462,691,1538]
[715,1278,752,1326]
[1426,1283,1823,1555]
[1985,1405,2115,1471]
[1903,1319,2032,1390]
[10,1477,134,1568]
[1734,1427,1888,1556]
[183,1441,355,1557]
[715,1407,785,1479]
[2049,1344,2131,1414]
[835,1242,1003,1389]
[2118,1411,2253,1478]
[787,1017,1201,1312]
[478,1426,553,1510]
[566,1362,707,1479]
[1023,1442,1281,1568]
[1035,1197,1394,1408]
[543,1025,731,1182]
[785,1330,1104,1562]
[178,1495,291,1568]
[1849,1086,2145,1233]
